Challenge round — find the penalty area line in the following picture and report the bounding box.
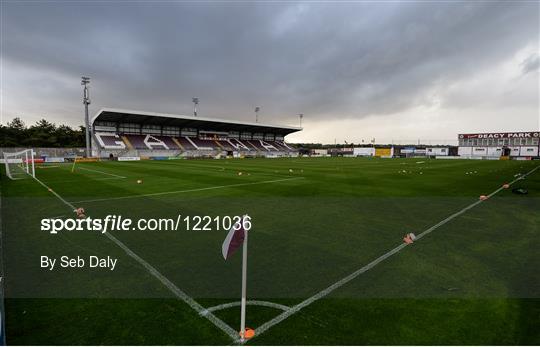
[76,166,126,178]
[248,165,540,343]
[31,175,239,341]
[41,176,126,185]
[70,176,305,204]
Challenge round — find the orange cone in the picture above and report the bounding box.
[240,328,255,339]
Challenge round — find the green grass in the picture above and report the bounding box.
[1,157,539,345]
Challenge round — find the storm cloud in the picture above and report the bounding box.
[2,1,538,143]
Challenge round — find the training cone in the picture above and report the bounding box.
[403,234,413,244]
[75,207,86,219]
[240,328,255,340]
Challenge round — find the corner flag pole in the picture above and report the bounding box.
[240,229,248,341]
[222,215,252,340]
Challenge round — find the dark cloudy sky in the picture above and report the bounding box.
[2,1,538,143]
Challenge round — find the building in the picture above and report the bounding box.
[312,149,329,156]
[90,108,301,159]
[458,131,540,159]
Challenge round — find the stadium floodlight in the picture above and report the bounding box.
[81,76,91,157]
[255,106,260,123]
[298,113,304,127]
[192,97,199,116]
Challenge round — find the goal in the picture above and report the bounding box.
[3,149,36,180]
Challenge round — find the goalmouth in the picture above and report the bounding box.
[2,149,36,180]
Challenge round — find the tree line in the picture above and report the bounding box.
[1,118,85,147]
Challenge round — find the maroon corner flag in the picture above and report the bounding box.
[221,215,251,340]
[222,219,246,260]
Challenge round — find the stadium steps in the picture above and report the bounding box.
[246,140,262,152]
[122,135,134,150]
[172,137,185,151]
[214,140,224,150]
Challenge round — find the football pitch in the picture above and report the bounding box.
[2,157,539,345]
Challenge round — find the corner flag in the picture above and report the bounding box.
[222,219,246,260]
[221,215,253,340]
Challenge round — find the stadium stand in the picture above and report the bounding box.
[174,136,196,150]
[458,132,540,159]
[215,140,234,151]
[91,108,301,159]
[228,138,251,151]
[95,133,126,150]
[123,134,171,150]
[187,137,218,150]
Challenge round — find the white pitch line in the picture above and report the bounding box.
[103,232,238,340]
[31,175,239,341]
[42,176,126,184]
[249,165,540,342]
[204,300,291,313]
[77,166,126,178]
[71,177,305,204]
[33,176,77,211]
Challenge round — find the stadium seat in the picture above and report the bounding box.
[228,139,252,151]
[94,133,126,149]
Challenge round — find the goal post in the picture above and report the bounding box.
[3,149,36,180]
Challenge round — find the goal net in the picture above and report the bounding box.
[3,149,36,180]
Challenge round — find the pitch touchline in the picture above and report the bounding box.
[31,175,239,341]
[70,177,305,204]
[247,165,540,343]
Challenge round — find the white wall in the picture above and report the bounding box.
[472,147,488,156]
[427,147,448,156]
[313,149,328,156]
[458,146,472,156]
[0,158,22,164]
[354,147,375,156]
[520,146,539,156]
[459,145,539,158]
[509,147,521,156]
[487,147,502,157]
